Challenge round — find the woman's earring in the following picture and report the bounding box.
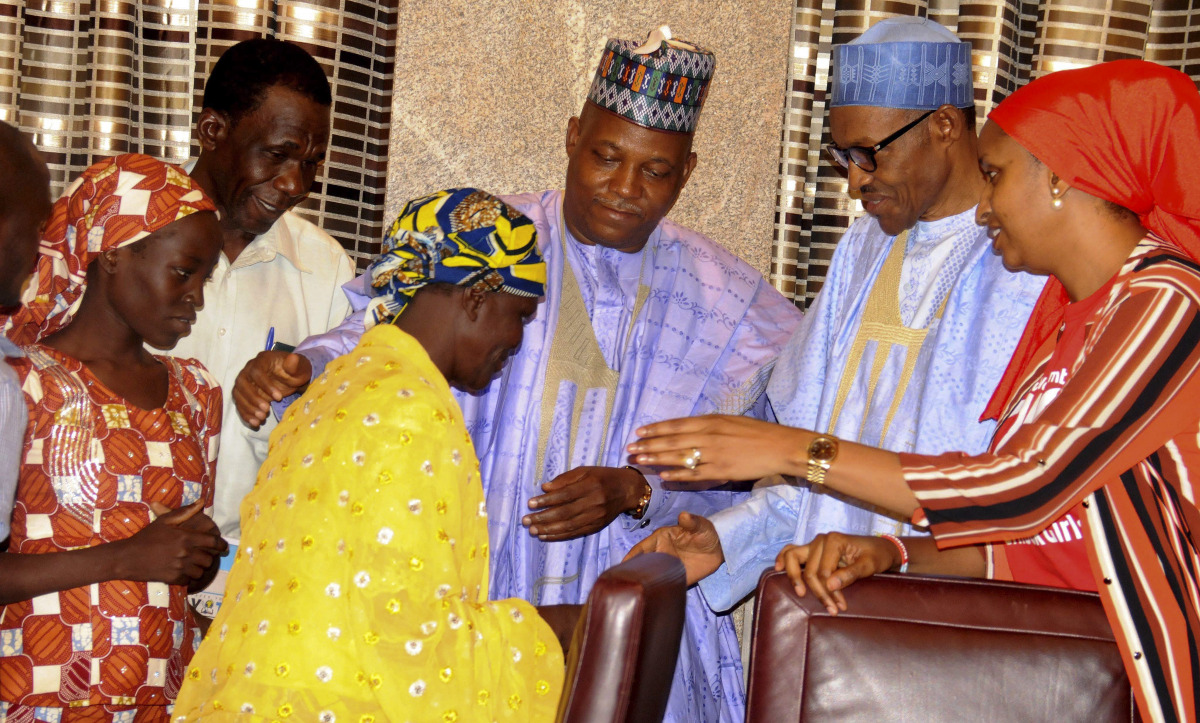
[1052,195,1064,209]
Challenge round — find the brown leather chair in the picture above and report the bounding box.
[554,552,687,723]
[746,570,1140,723]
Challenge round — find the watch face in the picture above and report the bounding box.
[810,437,838,462]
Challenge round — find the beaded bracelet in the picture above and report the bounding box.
[877,533,910,573]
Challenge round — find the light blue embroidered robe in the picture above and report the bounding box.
[699,208,1047,611]
[463,191,800,723]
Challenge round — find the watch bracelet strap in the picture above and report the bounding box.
[807,457,829,485]
[623,465,652,519]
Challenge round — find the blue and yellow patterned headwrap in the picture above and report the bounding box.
[365,188,546,329]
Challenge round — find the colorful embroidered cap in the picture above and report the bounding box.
[586,25,715,134]
[365,188,546,329]
[831,17,973,110]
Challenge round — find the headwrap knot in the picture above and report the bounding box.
[365,188,546,328]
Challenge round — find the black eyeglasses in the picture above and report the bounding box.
[825,108,937,172]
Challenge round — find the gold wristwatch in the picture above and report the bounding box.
[623,466,652,522]
[806,435,839,485]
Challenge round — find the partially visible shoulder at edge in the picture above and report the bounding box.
[4,353,33,387]
[339,327,448,396]
[809,215,891,293]
[498,190,551,214]
[833,214,892,265]
[657,217,767,284]
[1127,238,1200,288]
[278,210,354,264]
[499,191,555,251]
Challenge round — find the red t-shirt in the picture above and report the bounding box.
[989,287,1109,593]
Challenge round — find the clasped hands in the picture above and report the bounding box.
[624,513,902,615]
[138,501,228,592]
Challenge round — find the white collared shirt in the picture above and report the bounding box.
[165,210,354,535]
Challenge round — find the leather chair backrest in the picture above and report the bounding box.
[746,571,1140,723]
[556,553,687,723]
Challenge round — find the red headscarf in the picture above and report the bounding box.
[981,60,1200,420]
[3,153,217,346]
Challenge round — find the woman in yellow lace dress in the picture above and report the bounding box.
[173,188,563,722]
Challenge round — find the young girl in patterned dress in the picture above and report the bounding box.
[0,154,227,722]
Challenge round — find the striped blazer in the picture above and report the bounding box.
[902,236,1199,723]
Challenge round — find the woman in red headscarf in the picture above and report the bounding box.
[0,154,228,721]
[626,61,1200,723]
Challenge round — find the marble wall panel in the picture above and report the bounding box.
[385,0,792,273]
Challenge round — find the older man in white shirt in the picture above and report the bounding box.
[166,39,354,537]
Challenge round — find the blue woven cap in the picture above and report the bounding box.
[586,26,715,134]
[831,17,973,110]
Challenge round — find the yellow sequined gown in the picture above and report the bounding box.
[173,324,564,722]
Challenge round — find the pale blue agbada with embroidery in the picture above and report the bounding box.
[290,189,802,723]
[465,190,800,721]
[699,208,1046,610]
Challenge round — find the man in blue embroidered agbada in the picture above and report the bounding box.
[232,27,801,723]
[630,17,1048,612]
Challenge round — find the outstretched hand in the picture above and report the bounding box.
[774,532,900,615]
[627,414,807,483]
[233,350,313,429]
[118,501,227,586]
[522,466,647,542]
[623,512,724,585]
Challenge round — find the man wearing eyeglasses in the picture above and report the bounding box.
[631,17,1049,612]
